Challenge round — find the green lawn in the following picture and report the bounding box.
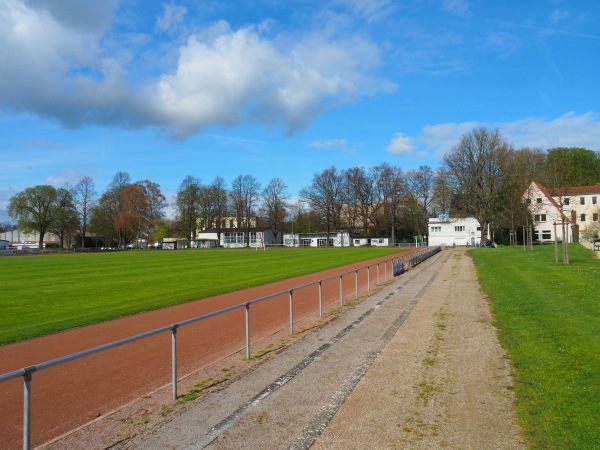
[0,247,404,345]
[471,244,600,449]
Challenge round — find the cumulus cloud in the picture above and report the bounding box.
[417,112,600,156]
[421,120,480,155]
[0,1,393,139]
[387,132,416,154]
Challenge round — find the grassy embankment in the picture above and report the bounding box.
[0,246,404,345]
[471,244,600,449]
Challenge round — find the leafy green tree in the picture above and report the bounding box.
[544,147,600,187]
[8,185,62,249]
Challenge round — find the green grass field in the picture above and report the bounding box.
[0,247,405,345]
[471,244,600,449]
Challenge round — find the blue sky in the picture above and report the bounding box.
[2,0,600,222]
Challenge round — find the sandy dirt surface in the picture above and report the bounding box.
[313,247,526,449]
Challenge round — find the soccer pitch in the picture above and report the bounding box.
[0,247,405,345]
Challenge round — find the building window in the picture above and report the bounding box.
[536,198,542,204]
[533,230,540,241]
[542,230,552,240]
[534,214,547,222]
[526,198,531,204]
[250,232,257,244]
[593,196,598,205]
[455,226,465,232]
[593,213,599,222]
[581,214,586,222]
[564,198,570,205]
[580,197,586,205]
[224,232,245,244]
[431,226,441,232]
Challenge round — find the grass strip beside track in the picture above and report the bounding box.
[0,247,405,345]
[471,244,600,449]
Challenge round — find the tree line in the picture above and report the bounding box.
[7,127,600,249]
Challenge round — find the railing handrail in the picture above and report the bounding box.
[0,246,442,450]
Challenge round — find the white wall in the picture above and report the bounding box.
[428,217,484,246]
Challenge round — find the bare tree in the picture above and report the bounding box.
[404,165,435,240]
[443,127,512,243]
[71,176,97,248]
[300,166,344,244]
[343,167,381,237]
[261,178,289,241]
[176,175,202,242]
[431,167,453,216]
[211,177,229,244]
[230,175,261,246]
[373,163,404,244]
[136,180,167,246]
[51,187,79,248]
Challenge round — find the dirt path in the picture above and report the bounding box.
[313,247,525,449]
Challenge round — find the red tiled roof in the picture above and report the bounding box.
[546,182,600,196]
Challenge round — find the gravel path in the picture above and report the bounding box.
[93,247,525,450]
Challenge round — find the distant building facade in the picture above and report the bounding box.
[428,216,486,247]
[523,180,600,243]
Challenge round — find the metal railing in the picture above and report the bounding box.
[0,246,441,450]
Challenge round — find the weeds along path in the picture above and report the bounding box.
[314,246,525,449]
[0,252,406,450]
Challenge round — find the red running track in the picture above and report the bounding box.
[0,252,414,449]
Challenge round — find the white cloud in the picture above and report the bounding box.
[441,0,470,17]
[549,9,570,25]
[419,112,600,157]
[422,121,480,155]
[310,139,349,149]
[387,132,416,154]
[0,1,394,139]
[156,3,187,33]
[501,111,600,150]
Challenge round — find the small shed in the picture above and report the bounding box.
[163,238,189,250]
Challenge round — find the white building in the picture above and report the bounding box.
[195,228,281,248]
[428,216,486,247]
[352,237,391,247]
[523,181,600,243]
[283,232,351,247]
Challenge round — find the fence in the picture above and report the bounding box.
[0,246,442,450]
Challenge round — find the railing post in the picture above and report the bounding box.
[318,281,323,319]
[289,290,294,335]
[23,367,35,450]
[339,275,343,306]
[245,303,251,359]
[367,266,371,291]
[355,270,358,299]
[376,264,380,286]
[171,325,178,401]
